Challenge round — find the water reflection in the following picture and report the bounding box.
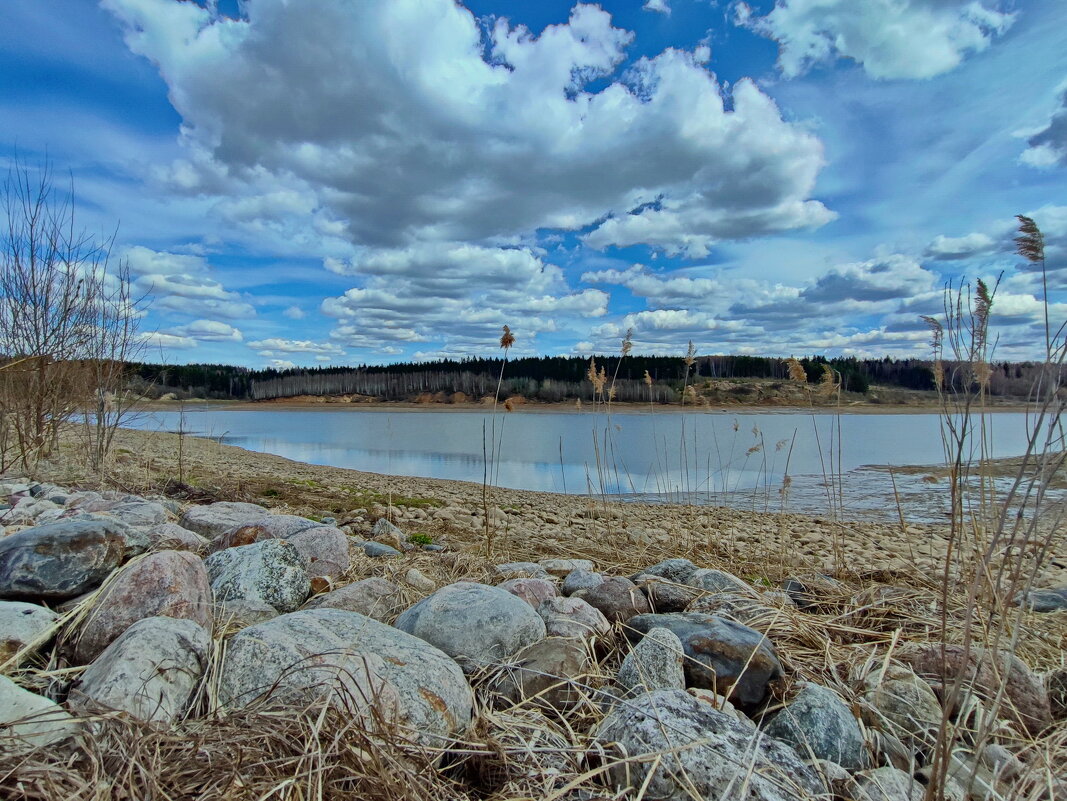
[129,407,1042,521]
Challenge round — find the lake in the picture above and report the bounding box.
[125,406,1048,522]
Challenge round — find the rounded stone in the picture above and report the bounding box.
[617,626,686,695]
[0,601,58,664]
[762,681,868,770]
[537,596,611,641]
[574,576,650,624]
[498,577,557,608]
[205,539,309,613]
[395,581,546,672]
[303,577,404,621]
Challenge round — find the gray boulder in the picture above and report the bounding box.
[180,502,268,538]
[626,612,783,707]
[574,576,651,624]
[498,577,557,608]
[395,582,546,672]
[205,539,309,613]
[687,568,753,595]
[537,596,611,641]
[72,549,213,664]
[107,500,169,529]
[0,675,80,752]
[595,689,822,801]
[493,562,550,580]
[146,523,209,554]
[617,626,686,695]
[362,541,402,558]
[215,514,323,549]
[218,608,473,744]
[303,577,404,622]
[69,616,210,725]
[560,568,603,596]
[489,636,589,710]
[539,558,594,577]
[634,558,700,585]
[762,681,867,770]
[633,575,699,613]
[0,601,58,663]
[0,518,127,600]
[288,526,350,579]
[215,599,279,631]
[1015,586,1067,612]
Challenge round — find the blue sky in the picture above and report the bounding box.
[2,0,1066,368]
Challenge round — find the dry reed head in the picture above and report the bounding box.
[620,327,633,357]
[785,357,807,383]
[683,340,696,367]
[817,364,840,396]
[499,325,515,350]
[1015,215,1045,263]
[922,315,945,390]
[643,369,652,388]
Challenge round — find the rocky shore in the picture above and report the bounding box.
[1,429,1065,799]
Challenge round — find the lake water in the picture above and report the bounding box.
[126,407,1048,522]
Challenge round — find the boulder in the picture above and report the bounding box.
[215,599,278,631]
[856,663,942,751]
[489,637,589,710]
[69,617,210,725]
[853,767,925,801]
[626,612,783,707]
[0,675,80,752]
[1015,586,1067,612]
[761,681,867,770]
[218,609,473,744]
[146,523,209,554]
[782,573,848,610]
[633,575,698,613]
[180,502,268,539]
[686,592,781,629]
[0,518,127,600]
[213,515,323,550]
[493,562,550,580]
[395,582,546,672]
[303,577,404,622]
[73,550,213,664]
[634,558,700,585]
[560,568,603,596]
[0,601,58,663]
[617,626,686,695]
[595,689,821,801]
[107,500,169,529]
[498,577,557,608]
[537,596,611,641]
[538,558,593,577]
[205,539,309,613]
[574,576,650,624]
[897,644,1051,736]
[288,526,350,579]
[362,542,402,558]
[687,568,753,595]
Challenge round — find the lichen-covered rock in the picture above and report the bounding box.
[213,515,323,550]
[288,526,350,579]
[896,644,1051,736]
[0,675,80,752]
[218,609,473,744]
[595,689,822,801]
[762,681,867,770]
[303,577,404,622]
[538,558,593,577]
[215,598,278,631]
[70,617,210,725]
[107,500,169,529]
[853,767,925,801]
[0,518,127,600]
[73,550,213,664]
[395,582,546,672]
[574,576,650,624]
[617,626,686,695]
[537,596,611,641]
[626,612,783,707]
[180,502,268,539]
[499,577,557,608]
[146,523,209,554]
[205,539,309,613]
[634,558,700,585]
[0,601,58,663]
[687,568,753,595]
[560,568,603,596]
[489,637,589,710]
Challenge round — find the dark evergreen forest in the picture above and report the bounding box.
[124,353,1042,402]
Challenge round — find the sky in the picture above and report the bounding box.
[2,0,1066,369]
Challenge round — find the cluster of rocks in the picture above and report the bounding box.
[1,480,1063,801]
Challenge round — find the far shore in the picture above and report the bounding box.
[139,396,1039,416]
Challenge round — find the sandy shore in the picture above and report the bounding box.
[42,424,1067,590]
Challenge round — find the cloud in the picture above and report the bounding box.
[739,0,1014,80]
[1021,86,1067,169]
[282,305,306,320]
[122,246,257,320]
[139,331,196,350]
[104,0,831,259]
[643,0,670,14]
[170,319,243,342]
[247,338,346,358]
[800,255,937,303]
[582,264,724,304]
[924,232,998,260]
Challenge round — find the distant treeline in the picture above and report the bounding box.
[124,353,1058,402]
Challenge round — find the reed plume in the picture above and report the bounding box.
[785,357,807,383]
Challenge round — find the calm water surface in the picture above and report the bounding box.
[127,407,1044,522]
